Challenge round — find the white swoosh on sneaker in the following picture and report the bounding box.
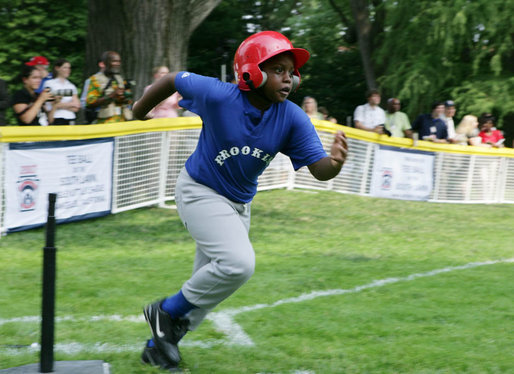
[155,313,165,338]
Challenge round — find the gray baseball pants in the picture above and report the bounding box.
[174,168,255,330]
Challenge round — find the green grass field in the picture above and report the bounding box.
[1,189,512,373]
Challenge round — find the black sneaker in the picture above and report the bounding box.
[143,299,189,364]
[141,341,181,372]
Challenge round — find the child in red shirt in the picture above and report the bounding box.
[478,113,504,147]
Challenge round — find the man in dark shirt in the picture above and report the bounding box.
[412,101,448,143]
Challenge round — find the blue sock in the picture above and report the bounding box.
[161,290,197,319]
[147,339,155,348]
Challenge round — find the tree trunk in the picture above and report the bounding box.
[86,0,221,99]
[348,0,376,90]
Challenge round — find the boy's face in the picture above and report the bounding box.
[259,53,295,103]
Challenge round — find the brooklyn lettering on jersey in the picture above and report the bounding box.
[214,146,274,166]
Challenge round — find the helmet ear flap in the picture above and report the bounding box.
[244,70,266,88]
[238,65,299,91]
[292,75,300,91]
[292,69,302,91]
[239,64,266,91]
[260,71,267,88]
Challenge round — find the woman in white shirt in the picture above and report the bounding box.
[44,59,80,125]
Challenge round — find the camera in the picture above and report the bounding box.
[125,79,136,90]
[51,89,73,97]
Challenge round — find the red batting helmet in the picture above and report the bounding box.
[233,31,310,91]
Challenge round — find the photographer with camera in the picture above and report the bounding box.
[11,65,58,126]
[85,51,133,124]
[43,58,80,125]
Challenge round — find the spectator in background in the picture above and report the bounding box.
[384,98,413,138]
[353,89,386,134]
[478,113,504,147]
[319,106,337,123]
[25,56,52,94]
[0,78,8,126]
[302,96,324,120]
[412,101,448,143]
[86,51,133,124]
[441,100,457,142]
[81,58,105,123]
[144,66,181,119]
[454,115,482,146]
[43,58,80,125]
[11,65,57,126]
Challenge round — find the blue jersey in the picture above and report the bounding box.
[175,72,327,203]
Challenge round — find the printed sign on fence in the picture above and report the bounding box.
[370,145,434,201]
[4,139,113,232]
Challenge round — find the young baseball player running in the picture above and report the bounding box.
[132,31,348,371]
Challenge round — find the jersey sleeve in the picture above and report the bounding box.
[281,105,327,170]
[174,72,216,116]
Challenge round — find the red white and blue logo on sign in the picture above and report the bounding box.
[381,169,393,190]
[17,176,40,211]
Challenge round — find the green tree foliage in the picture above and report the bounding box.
[0,0,87,124]
[373,0,514,126]
[284,1,365,123]
[0,0,87,86]
[188,0,250,79]
[188,0,304,79]
[288,0,513,136]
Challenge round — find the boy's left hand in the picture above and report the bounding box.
[330,130,348,167]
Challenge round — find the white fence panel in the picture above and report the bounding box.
[109,125,514,214]
[112,132,165,213]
